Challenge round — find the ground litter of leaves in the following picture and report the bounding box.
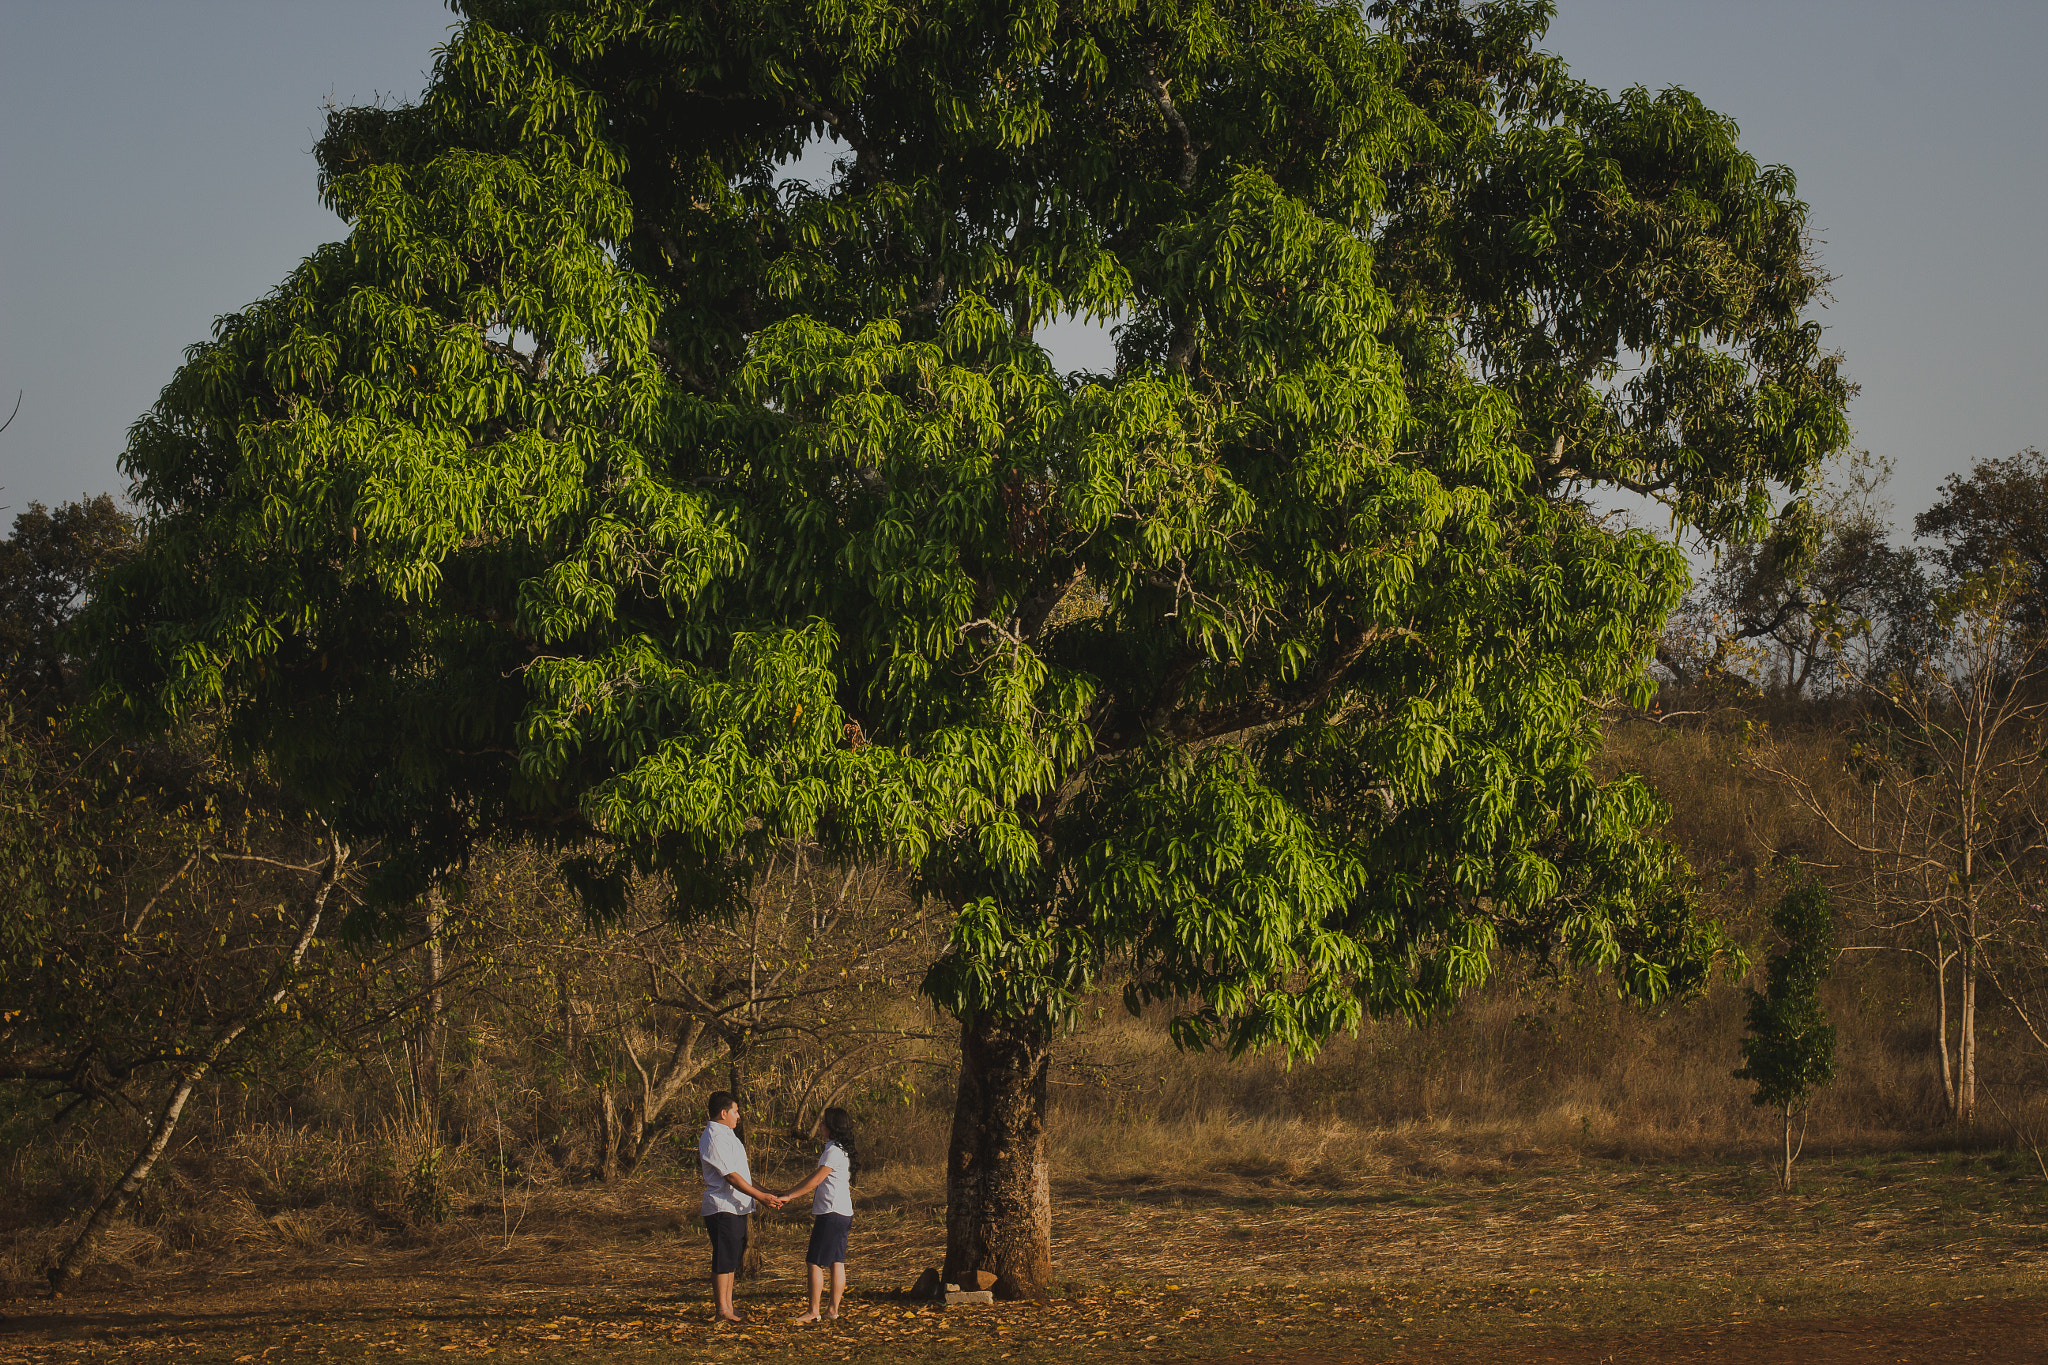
[3,1148,2045,1363]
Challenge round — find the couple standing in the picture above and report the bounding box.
[696,1091,857,1324]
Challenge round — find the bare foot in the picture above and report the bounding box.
[792,1312,822,1324]
[714,1313,744,1325]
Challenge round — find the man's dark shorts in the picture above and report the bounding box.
[806,1213,852,1268]
[704,1212,749,1275]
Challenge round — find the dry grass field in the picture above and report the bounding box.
[5,1116,2045,1364]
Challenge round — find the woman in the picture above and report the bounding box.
[779,1107,857,1322]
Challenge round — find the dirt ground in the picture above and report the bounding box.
[3,1147,2044,1363]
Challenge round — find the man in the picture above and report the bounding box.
[698,1091,783,1323]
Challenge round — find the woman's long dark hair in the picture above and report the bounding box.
[821,1107,858,1187]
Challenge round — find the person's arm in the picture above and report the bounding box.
[724,1169,784,1209]
[708,1128,783,1208]
[781,1162,830,1202]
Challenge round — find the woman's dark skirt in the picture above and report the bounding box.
[806,1213,852,1268]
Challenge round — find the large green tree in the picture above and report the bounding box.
[84,0,1847,1294]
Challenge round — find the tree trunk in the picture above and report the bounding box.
[559,974,583,1064]
[50,1061,208,1289]
[944,1013,1053,1300]
[1935,926,1957,1116]
[617,1107,650,1174]
[595,1085,654,1182]
[1959,925,1979,1126]
[628,1018,707,1174]
[1781,1102,1793,1191]
[416,895,445,1132]
[597,1085,622,1182]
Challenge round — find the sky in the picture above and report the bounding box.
[3,1,2043,539]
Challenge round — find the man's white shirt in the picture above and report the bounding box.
[698,1122,755,1216]
[812,1141,853,1217]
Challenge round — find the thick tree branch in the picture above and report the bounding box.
[1138,61,1197,193]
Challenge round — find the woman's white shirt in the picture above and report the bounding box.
[812,1142,853,1217]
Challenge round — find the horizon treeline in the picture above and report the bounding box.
[5,445,2048,1282]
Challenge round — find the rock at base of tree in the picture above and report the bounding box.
[910,1267,942,1299]
[972,1270,999,1291]
[944,1289,996,1307]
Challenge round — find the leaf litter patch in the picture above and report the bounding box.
[1,1150,2044,1363]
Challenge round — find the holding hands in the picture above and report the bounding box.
[752,1185,815,1209]
[775,1161,832,1210]
[724,1169,786,1211]
[748,1184,787,1211]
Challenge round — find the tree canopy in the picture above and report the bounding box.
[1667,452,1926,697]
[1,494,135,702]
[1917,447,2048,631]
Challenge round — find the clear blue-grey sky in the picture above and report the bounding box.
[3,2,2042,535]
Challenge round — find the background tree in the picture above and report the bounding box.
[0,495,136,703]
[82,0,1846,1296]
[282,840,937,1186]
[0,694,353,1286]
[1662,452,1927,697]
[1917,448,2048,630]
[1752,567,2048,1125]
[0,494,360,1289]
[485,845,934,1180]
[1734,865,1838,1190]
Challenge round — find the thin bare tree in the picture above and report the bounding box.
[1751,568,2048,1125]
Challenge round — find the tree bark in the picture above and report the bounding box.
[1959,921,1979,1126]
[613,1017,709,1179]
[597,1085,623,1182]
[1934,924,1958,1116]
[944,1013,1053,1300]
[414,894,446,1132]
